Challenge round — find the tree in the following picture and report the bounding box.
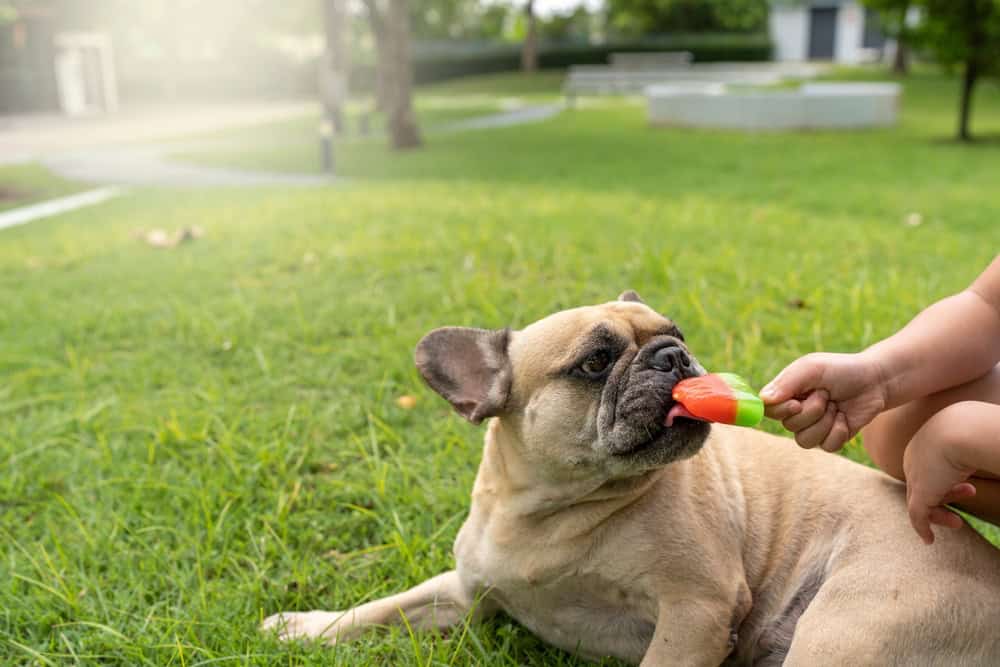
[363,0,422,149]
[408,0,507,40]
[539,7,594,43]
[320,0,348,133]
[862,0,913,74]
[521,0,538,72]
[915,0,1000,141]
[607,0,768,35]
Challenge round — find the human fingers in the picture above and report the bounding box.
[819,412,850,453]
[927,506,965,531]
[759,355,825,405]
[765,399,802,421]
[782,390,830,433]
[907,492,935,545]
[795,402,838,449]
[941,482,977,505]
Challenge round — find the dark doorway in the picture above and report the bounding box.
[808,7,837,60]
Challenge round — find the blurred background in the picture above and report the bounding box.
[0,0,766,113]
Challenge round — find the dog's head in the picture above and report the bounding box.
[415,292,710,479]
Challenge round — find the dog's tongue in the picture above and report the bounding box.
[666,403,704,427]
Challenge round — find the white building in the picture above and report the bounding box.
[769,1,888,63]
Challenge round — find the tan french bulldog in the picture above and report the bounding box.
[263,293,1000,665]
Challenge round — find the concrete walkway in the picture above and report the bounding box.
[441,103,562,132]
[2,100,561,188]
[44,145,331,188]
[0,186,124,230]
[0,100,318,166]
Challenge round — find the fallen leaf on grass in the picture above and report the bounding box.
[133,226,204,248]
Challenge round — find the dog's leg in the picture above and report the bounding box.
[639,600,735,667]
[261,570,495,644]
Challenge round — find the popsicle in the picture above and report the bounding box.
[668,373,764,427]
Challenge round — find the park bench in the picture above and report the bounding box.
[562,66,786,107]
[562,51,693,106]
[608,51,693,68]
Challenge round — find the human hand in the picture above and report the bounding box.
[902,437,977,545]
[759,352,888,452]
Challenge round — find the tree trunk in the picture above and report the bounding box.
[382,0,422,149]
[958,57,978,141]
[521,0,538,72]
[891,1,910,75]
[320,0,348,132]
[365,1,390,113]
[892,40,909,75]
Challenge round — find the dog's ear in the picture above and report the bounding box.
[618,290,644,303]
[415,327,512,424]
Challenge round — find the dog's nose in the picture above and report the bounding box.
[650,343,691,373]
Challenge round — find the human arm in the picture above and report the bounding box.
[760,255,1000,451]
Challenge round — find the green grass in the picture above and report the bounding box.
[418,70,565,98]
[173,67,1000,184]
[0,164,89,212]
[3,67,1000,665]
[167,85,524,175]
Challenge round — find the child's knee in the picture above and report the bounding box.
[909,401,985,453]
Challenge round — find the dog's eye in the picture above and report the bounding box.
[579,350,612,377]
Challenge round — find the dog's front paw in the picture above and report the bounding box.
[261,610,348,643]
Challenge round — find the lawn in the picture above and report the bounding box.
[167,72,565,174]
[0,164,90,212]
[3,67,1000,665]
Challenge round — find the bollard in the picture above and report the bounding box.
[319,119,335,174]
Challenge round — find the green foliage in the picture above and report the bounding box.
[537,7,596,42]
[607,0,769,35]
[861,0,912,39]
[913,0,1000,72]
[409,0,508,40]
[348,34,772,89]
[0,3,16,26]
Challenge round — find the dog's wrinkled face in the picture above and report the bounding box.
[416,292,710,479]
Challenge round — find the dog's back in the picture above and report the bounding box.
[716,425,1000,665]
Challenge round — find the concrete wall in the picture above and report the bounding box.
[646,82,901,130]
[834,2,866,64]
[769,5,808,62]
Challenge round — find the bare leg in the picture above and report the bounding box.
[261,570,496,644]
[863,364,1000,525]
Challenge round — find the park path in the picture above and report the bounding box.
[1,101,562,189]
[44,145,332,187]
[440,103,562,132]
[0,100,317,166]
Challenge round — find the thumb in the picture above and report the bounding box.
[759,356,824,404]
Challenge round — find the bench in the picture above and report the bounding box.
[608,51,693,68]
[562,66,785,107]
